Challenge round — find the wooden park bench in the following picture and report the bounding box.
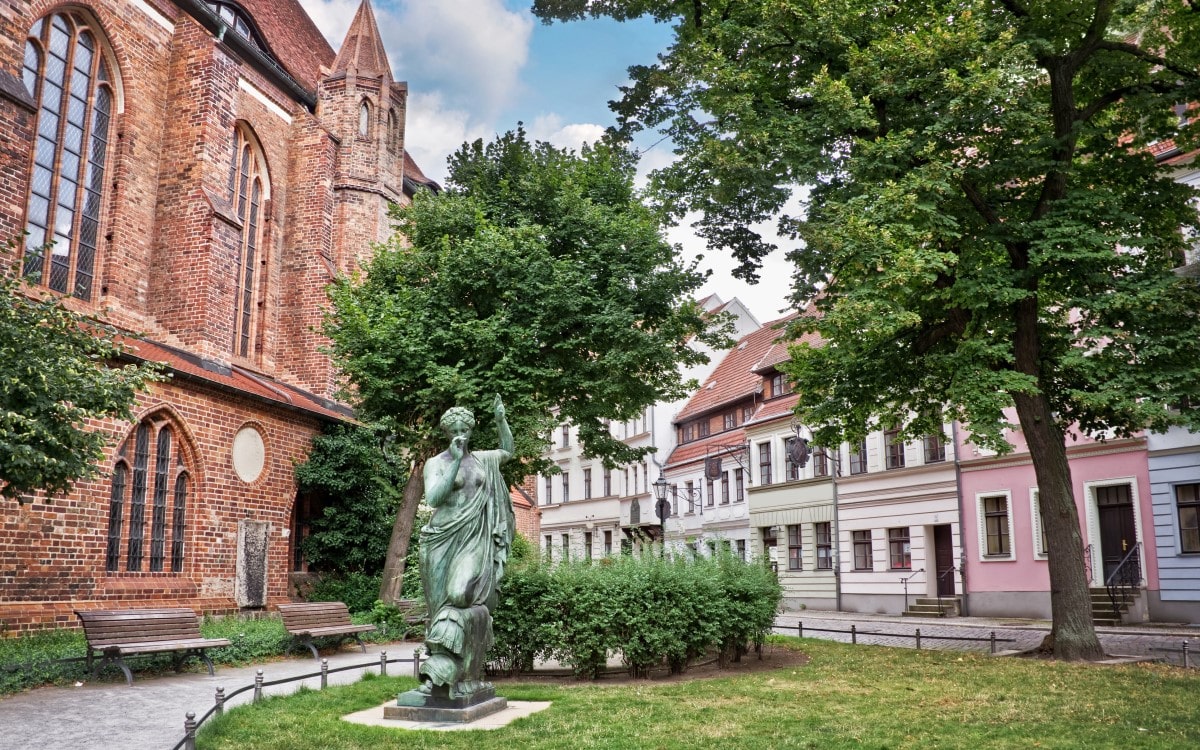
[277,601,376,659]
[75,608,231,686]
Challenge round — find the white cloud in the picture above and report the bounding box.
[384,0,533,118]
[526,114,606,152]
[296,0,363,47]
[403,91,495,184]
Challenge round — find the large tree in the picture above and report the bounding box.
[534,0,1200,659]
[0,243,162,501]
[326,129,725,603]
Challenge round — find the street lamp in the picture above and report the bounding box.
[652,473,671,545]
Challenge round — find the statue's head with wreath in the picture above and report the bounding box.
[439,406,476,437]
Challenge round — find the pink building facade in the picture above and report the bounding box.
[957,419,1157,621]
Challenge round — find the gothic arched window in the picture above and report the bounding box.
[226,126,268,358]
[105,417,191,573]
[22,11,118,301]
[359,100,370,137]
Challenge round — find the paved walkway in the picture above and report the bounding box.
[0,642,422,750]
[2,613,1197,750]
[772,609,1200,665]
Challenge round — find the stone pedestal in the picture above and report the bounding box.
[386,685,508,723]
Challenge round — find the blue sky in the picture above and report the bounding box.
[298,0,793,323]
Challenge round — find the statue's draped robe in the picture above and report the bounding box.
[419,450,514,691]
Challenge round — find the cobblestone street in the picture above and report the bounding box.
[774,610,1200,667]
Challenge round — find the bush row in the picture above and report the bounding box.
[489,551,782,679]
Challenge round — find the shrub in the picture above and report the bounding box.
[200,615,290,664]
[490,560,557,675]
[0,628,89,695]
[307,571,383,614]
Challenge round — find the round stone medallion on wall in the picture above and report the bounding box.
[232,424,267,483]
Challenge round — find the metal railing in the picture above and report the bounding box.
[790,621,1016,654]
[172,651,423,750]
[936,567,959,616]
[1105,542,1143,617]
[900,568,925,613]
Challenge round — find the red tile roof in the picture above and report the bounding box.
[673,314,796,422]
[749,392,800,425]
[120,336,353,422]
[241,0,336,91]
[403,151,441,194]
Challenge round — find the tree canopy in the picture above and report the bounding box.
[325,128,726,600]
[0,243,162,501]
[534,0,1200,659]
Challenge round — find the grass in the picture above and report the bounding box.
[197,637,1200,750]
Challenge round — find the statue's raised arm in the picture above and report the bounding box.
[493,394,513,458]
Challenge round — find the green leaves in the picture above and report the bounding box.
[0,241,162,501]
[326,128,722,474]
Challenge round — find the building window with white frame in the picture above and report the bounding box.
[787,524,802,570]
[734,468,744,503]
[583,468,592,500]
[815,522,832,570]
[849,439,868,475]
[888,527,911,570]
[853,530,873,570]
[758,442,772,485]
[1176,483,1200,553]
[884,428,905,469]
[584,531,593,561]
[924,432,946,463]
[561,473,570,503]
[979,493,1014,558]
[720,471,730,505]
[544,475,552,505]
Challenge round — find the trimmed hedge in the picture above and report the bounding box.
[490,550,781,678]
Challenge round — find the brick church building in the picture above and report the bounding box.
[0,0,444,631]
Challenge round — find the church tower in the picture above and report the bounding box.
[319,0,407,272]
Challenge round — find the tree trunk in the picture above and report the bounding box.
[378,467,426,605]
[1011,391,1105,660]
[1011,294,1104,661]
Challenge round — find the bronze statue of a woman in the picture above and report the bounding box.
[409,394,514,704]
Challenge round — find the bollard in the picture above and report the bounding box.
[990,631,997,654]
[253,669,264,703]
[380,651,388,677]
[798,621,803,639]
[214,686,225,717]
[915,628,921,650]
[413,650,422,680]
[851,624,857,645]
[183,712,197,750]
[321,658,329,689]
[1183,641,1190,669]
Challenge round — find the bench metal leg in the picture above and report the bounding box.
[98,650,134,686]
[196,649,216,676]
[299,636,320,660]
[353,633,367,653]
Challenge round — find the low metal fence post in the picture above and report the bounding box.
[183,712,197,750]
[214,686,225,717]
[1183,641,1190,669]
[798,621,803,639]
[321,658,329,689]
[850,624,857,645]
[380,651,388,677]
[990,631,997,654]
[915,628,921,650]
[253,669,264,703]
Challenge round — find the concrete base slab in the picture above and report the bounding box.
[343,700,552,731]
[385,695,507,722]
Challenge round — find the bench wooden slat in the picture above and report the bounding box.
[75,608,228,685]
[277,601,375,659]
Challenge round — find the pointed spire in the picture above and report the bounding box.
[331,0,392,79]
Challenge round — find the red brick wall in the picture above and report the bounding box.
[0,1,408,632]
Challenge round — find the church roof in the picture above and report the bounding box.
[331,0,392,79]
[239,0,335,91]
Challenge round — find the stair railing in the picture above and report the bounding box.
[936,567,959,616]
[900,568,924,613]
[1104,541,1142,619]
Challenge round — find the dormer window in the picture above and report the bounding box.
[206,2,264,51]
[769,372,793,398]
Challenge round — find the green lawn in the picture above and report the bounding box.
[198,637,1198,750]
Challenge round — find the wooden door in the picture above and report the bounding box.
[1097,484,1136,581]
[933,524,955,596]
